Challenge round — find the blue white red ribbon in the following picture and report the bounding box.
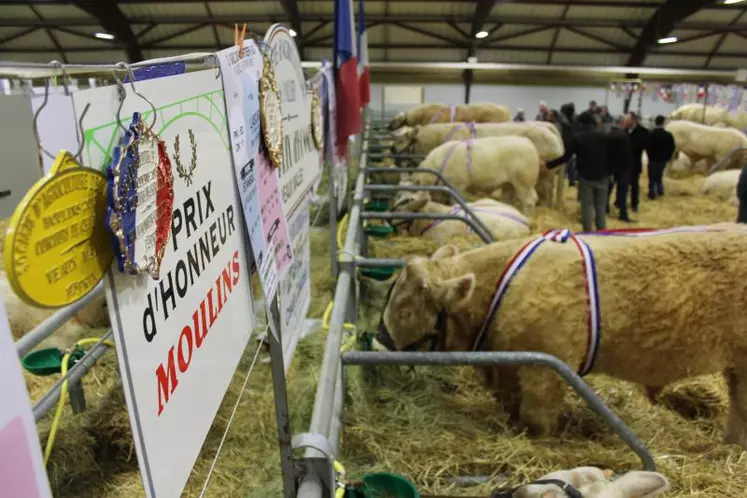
[471,228,600,376]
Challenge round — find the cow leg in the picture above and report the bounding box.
[554,166,566,211]
[645,386,663,404]
[724,367,747,449]
[512,183,538,217]
[485,366,522,423]
[535,175,553,207]
[517,366,565,436]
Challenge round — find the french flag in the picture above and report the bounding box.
[357,0,370,106]
[334,0,361,156]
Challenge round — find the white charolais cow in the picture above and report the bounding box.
[390,191,530,244]
[665,120,747,173]
[402,136,541,215]
[390,103,511,129]
[391,121,566,208]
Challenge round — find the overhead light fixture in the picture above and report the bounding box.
[724,0,746,5]
[475,30,488,39]
[657,36,678,44]
[95,32,115,40]
[289,29,297,37]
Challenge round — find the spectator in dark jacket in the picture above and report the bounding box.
[646,115,676,199]
[546,111,609,232]
[606,124,634,222]
[558,103,578,185]
[622,111,650,212]
[738,164,747,224]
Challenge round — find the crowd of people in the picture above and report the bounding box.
[534,100,676,233]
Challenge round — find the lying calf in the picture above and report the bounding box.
[377,225,747,449]
[390,191,530,244]
[511,467,669,498]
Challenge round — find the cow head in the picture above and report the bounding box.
[390,112,408,130]
[376,245,475,352]
[389,190,431,235]
[390,125,420,155]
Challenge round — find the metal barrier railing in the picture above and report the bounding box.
[296,110,655,498]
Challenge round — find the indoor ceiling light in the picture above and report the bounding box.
[475,30,488,39]
[95,32,115,40]
[657,36,678,44]
[289,29,297,37]
[724,0,746,5]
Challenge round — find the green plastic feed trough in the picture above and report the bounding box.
[22,347,85,376]
[360,473,419,498]
[364,224,394,237]
[360,266,396,281]
[366,199,390,212]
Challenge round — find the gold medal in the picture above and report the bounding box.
[259,53,284,169]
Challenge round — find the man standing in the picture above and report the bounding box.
[622,111,649,212]
[606,122,634,222]
[536,101,549,121]
[738,164,747,223]
[646,115,676,199]
[546,112,609,232]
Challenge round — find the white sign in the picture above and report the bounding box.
[29,85,81,175]
[0,299,53,498]
[264,24,322,216]
[76,70,256,498]
[217,40,293,303]
[279,193,311,371]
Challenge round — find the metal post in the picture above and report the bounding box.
[342,351,656,472]
[68,380,87,414]
[33,330,113,421]
[296,123,369,498]
[268,296,296,498]
[328,154,339,282]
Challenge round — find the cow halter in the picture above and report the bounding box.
[376,279,448,353]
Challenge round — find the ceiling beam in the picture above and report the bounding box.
[391,22,468,47]
[142,23,208,49]
[204,1,221,50]
[2,14,746,31]
[627,0,718,66]
[29,5,67,63]
[546,2,570,64]
[73,1,142,61]
[486,25,554,45]
[465,0,498,103]
[6,43,740,59]
[279,0,304,59]
[0,27,39,46]
[704,9,746,69]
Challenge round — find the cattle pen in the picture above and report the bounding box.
[294,112,657,498]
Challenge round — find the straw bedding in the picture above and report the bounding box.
[2,170,745,497]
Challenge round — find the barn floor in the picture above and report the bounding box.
[5,170,747,497]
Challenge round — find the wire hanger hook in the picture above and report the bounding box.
[113,62,158,135]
